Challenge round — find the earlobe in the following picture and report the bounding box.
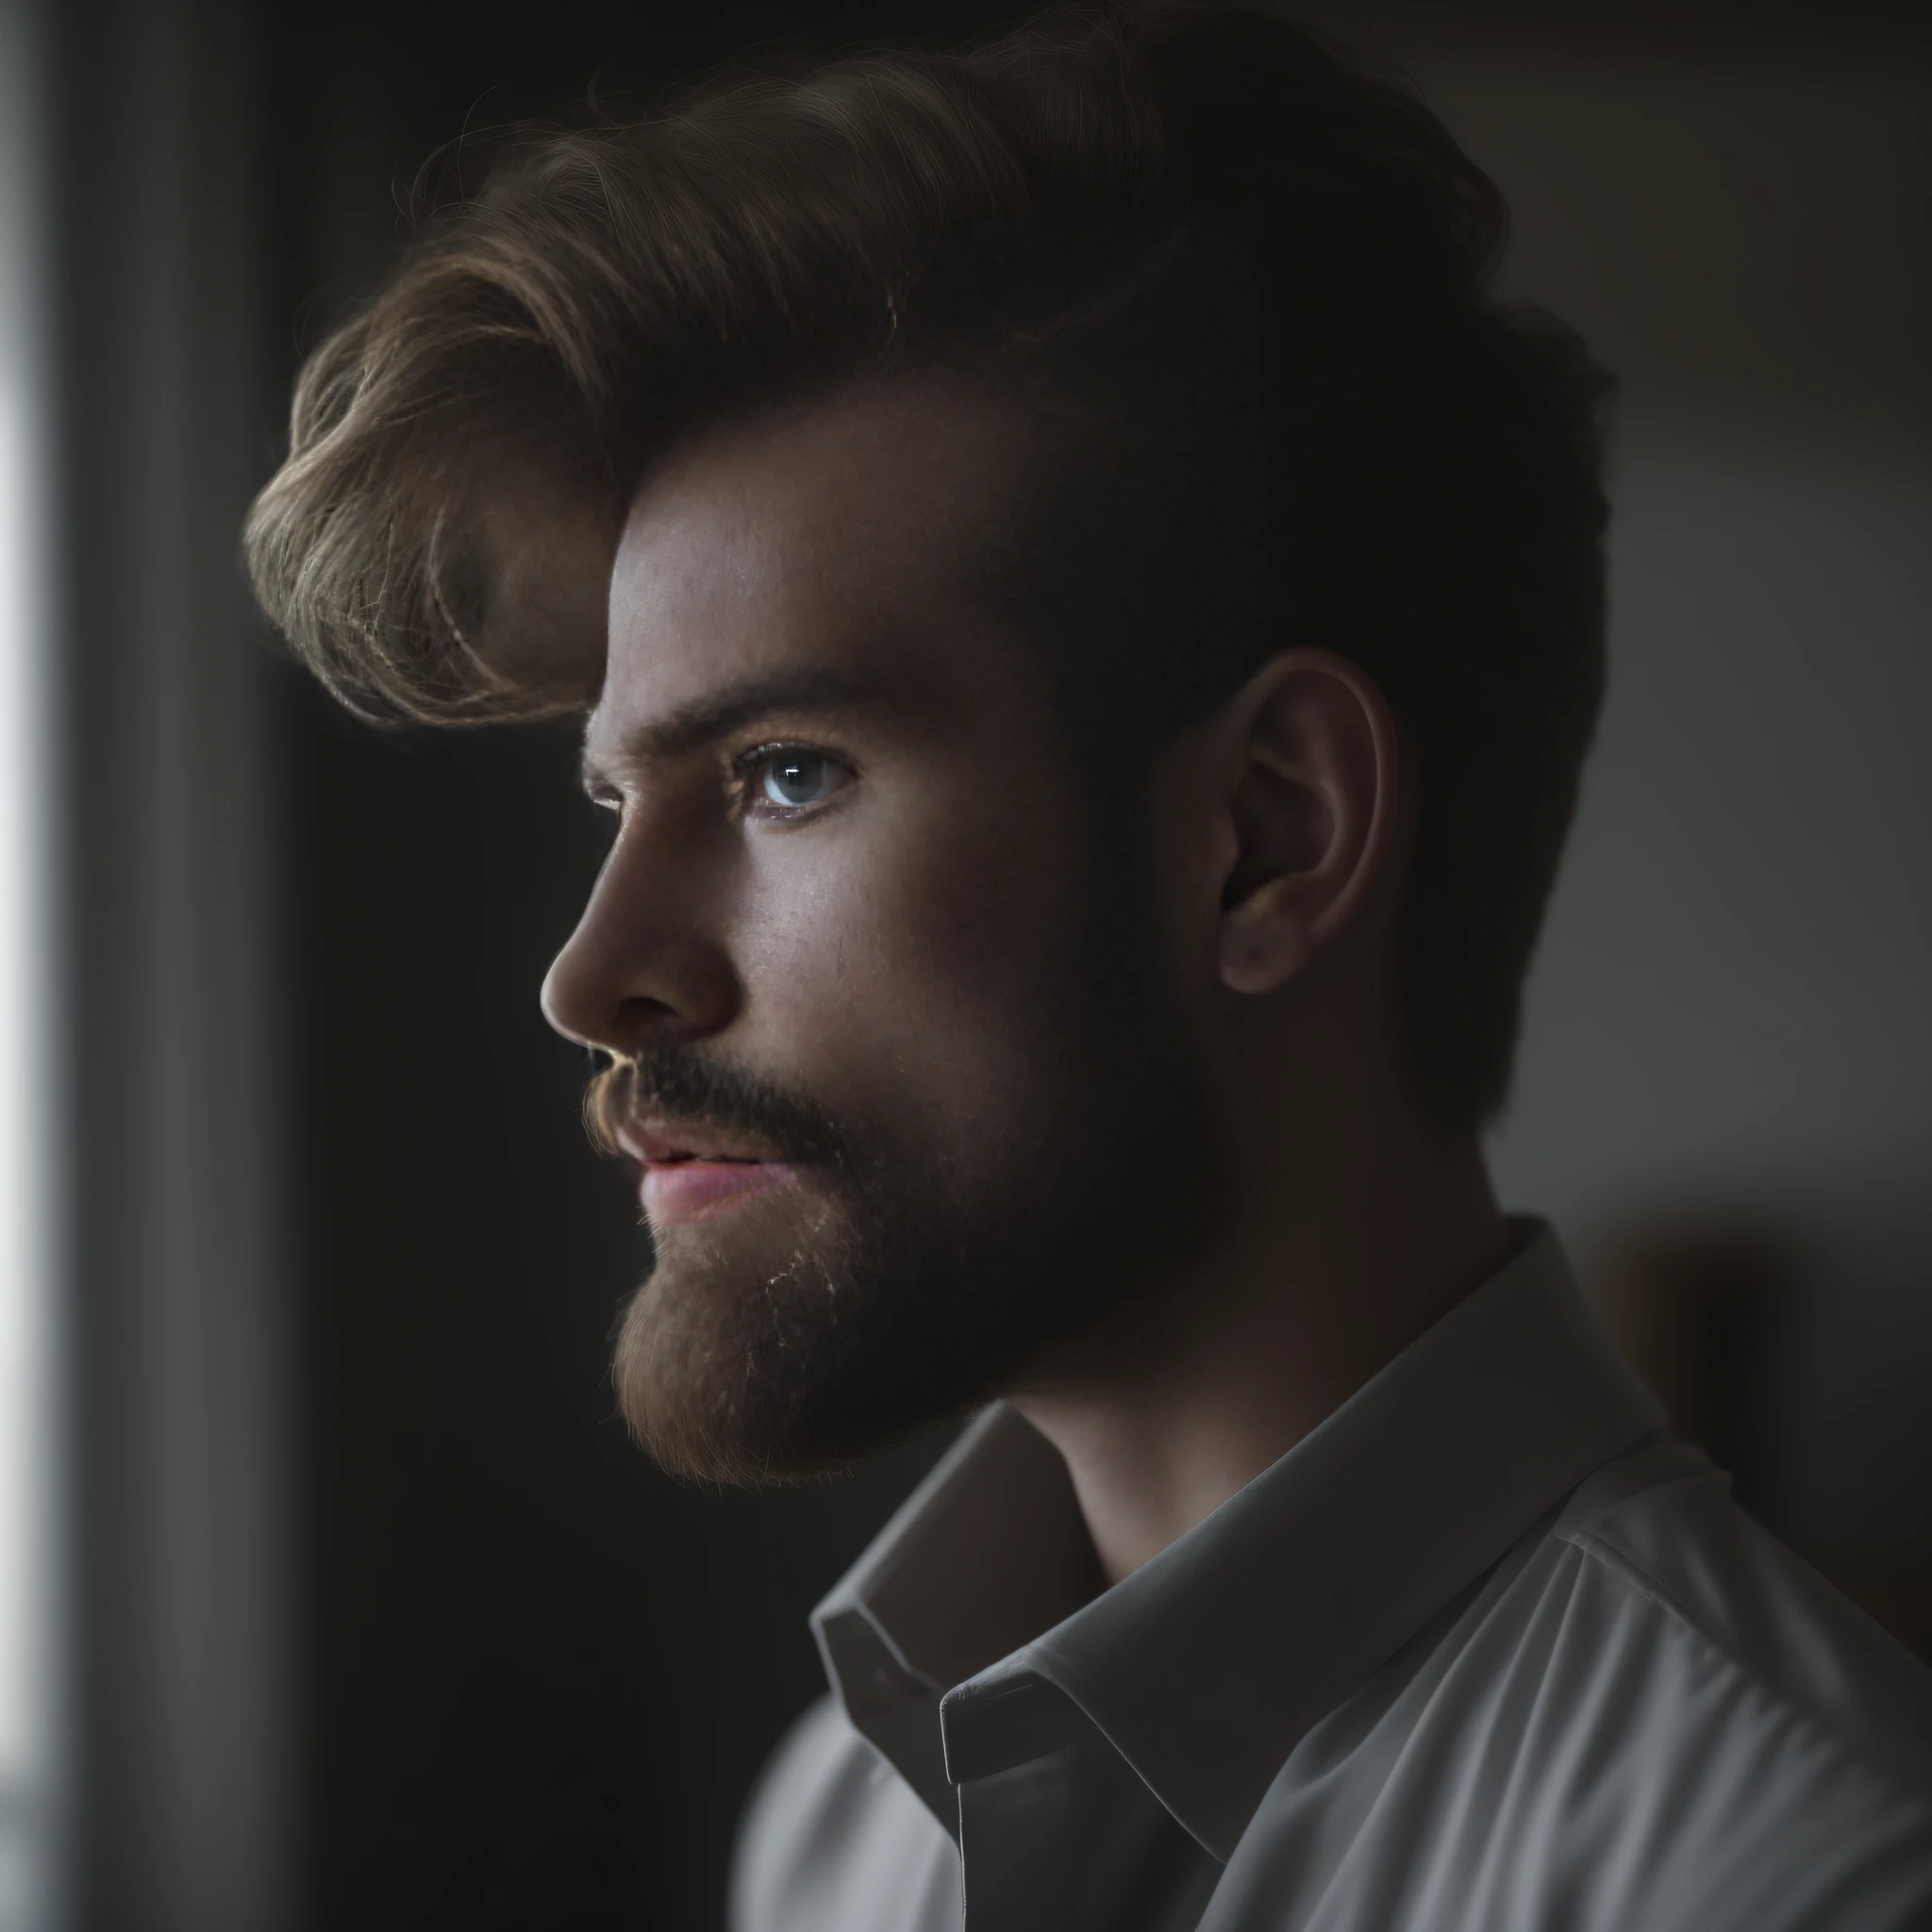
[1212,651,1399,997]
[1217,756,1330,992]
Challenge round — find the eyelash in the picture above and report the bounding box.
[586,743,855,823]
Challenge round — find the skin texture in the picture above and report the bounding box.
[541,373,1508,1578]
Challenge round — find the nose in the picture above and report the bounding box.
[540,823,741,1056]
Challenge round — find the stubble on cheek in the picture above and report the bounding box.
[601,795,1230,1488]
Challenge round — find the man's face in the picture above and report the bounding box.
[542,376,1226,1482]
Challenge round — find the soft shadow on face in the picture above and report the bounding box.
[601,898,1219,1485]
[552,375,1231,1484]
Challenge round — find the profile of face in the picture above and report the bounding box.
[540,376,1233,1483]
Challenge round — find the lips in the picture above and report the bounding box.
[616,1117,797,1225]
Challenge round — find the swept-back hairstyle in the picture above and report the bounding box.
[246,2,1614,1128]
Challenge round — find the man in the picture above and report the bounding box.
[246,6,1932,1927]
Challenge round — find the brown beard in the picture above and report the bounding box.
[594,877,1230,1486]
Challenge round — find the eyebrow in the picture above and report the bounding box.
[579,666,891,791]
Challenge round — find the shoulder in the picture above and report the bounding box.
[1221,1437,1932,1932]
[728,1695,961,1932]
[1554,1434,1932,1800]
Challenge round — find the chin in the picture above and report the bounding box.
[612,1194,880,1484]
[609,1081,1225,1485]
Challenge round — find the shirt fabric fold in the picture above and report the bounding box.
[732,1226,1932,1932]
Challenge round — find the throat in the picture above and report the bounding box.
[1010,1158,1510,1584]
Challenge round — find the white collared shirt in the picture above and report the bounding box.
[731,1229,1932,1931]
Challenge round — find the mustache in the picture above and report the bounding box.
[584,1044,852,1167]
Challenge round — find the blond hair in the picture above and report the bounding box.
[245,2,1613,1126]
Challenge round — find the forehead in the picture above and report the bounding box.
[591,375,1039,748]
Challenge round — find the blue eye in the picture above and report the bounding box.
[757,748,845,810]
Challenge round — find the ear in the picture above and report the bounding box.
[1212,649,1402,996]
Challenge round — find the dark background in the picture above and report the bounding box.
[30,1,1932,1929]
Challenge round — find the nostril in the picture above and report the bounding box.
[608,992,685,1054]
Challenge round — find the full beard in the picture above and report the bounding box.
[597,888,1230,1487]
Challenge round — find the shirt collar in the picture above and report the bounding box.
[811,1225,1664,1857]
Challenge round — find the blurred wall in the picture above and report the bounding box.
[50,0,292,1927]
[1402,32,1932,1555]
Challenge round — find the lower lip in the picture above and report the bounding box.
[641,1159,796,1225]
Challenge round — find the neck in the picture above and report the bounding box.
[1010,1105,1508,1586]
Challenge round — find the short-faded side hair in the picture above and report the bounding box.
[245,1,1614,1129]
